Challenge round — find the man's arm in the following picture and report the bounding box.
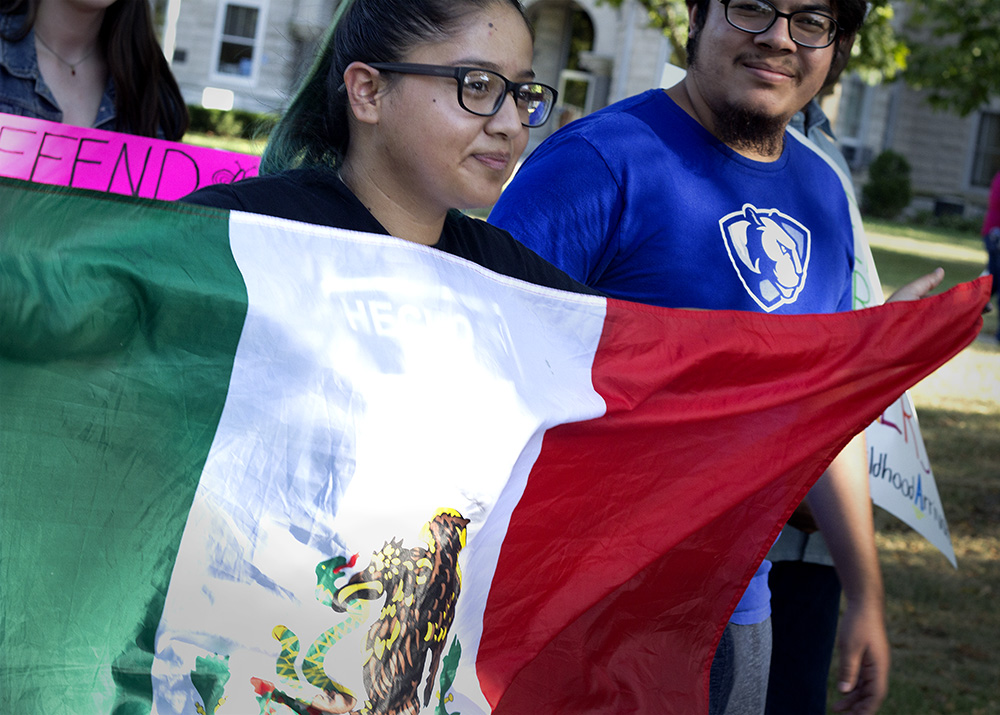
[804,433,889,715]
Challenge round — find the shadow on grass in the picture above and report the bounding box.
[842,406,1000,714]
[870,526,1000,715]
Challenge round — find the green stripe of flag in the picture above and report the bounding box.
[1,180,245,711]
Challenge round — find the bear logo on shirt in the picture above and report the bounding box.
[719,204,811,312]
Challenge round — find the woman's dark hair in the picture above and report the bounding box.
[685,0,867,74]
[1,0,189,140]
[261,0,531,174]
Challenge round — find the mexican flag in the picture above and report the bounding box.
[0,178,987,714]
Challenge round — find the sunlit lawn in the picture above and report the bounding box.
[181,132,265,156]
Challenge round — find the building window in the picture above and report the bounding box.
[970,112,1000,189]
[835,75,872,170]
[838,76,865,140]
[213,1,264,79]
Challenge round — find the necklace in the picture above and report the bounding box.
[34,32,97,76]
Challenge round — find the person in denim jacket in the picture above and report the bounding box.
[0,0,186,139]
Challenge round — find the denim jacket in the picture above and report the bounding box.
[0,11,116,129]
[789,99,851,178]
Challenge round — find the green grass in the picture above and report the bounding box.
[827,220,1000,715]
[181,132,266,156]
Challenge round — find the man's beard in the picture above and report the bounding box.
[713,104,787,157]
[686,25,791,157]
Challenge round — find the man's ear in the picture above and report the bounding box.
[825,33,856,90]
[343,61,385,125]
[687,2,700,37]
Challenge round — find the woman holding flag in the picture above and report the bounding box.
[0,0,983,710]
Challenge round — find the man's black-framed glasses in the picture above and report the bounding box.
[718,0,840,48]
[368,62,558,128]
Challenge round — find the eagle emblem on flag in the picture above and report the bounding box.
[253,509,470,714]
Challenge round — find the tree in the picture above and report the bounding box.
[598,0,908,83]
[902,0,1000,116]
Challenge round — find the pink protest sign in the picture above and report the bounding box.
[0,112,260,200]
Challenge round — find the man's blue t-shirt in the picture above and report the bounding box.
[491,89,855,624]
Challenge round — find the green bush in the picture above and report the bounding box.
[186,106,278,140]
[862,150,912,219]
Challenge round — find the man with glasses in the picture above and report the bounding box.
[491,1,888,713]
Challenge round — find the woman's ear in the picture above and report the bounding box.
[343,61,385,125]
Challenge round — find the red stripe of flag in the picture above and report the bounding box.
[479,278,988,713]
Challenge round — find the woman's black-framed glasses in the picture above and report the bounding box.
[368,62,558,128]
[718,0,840,49]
